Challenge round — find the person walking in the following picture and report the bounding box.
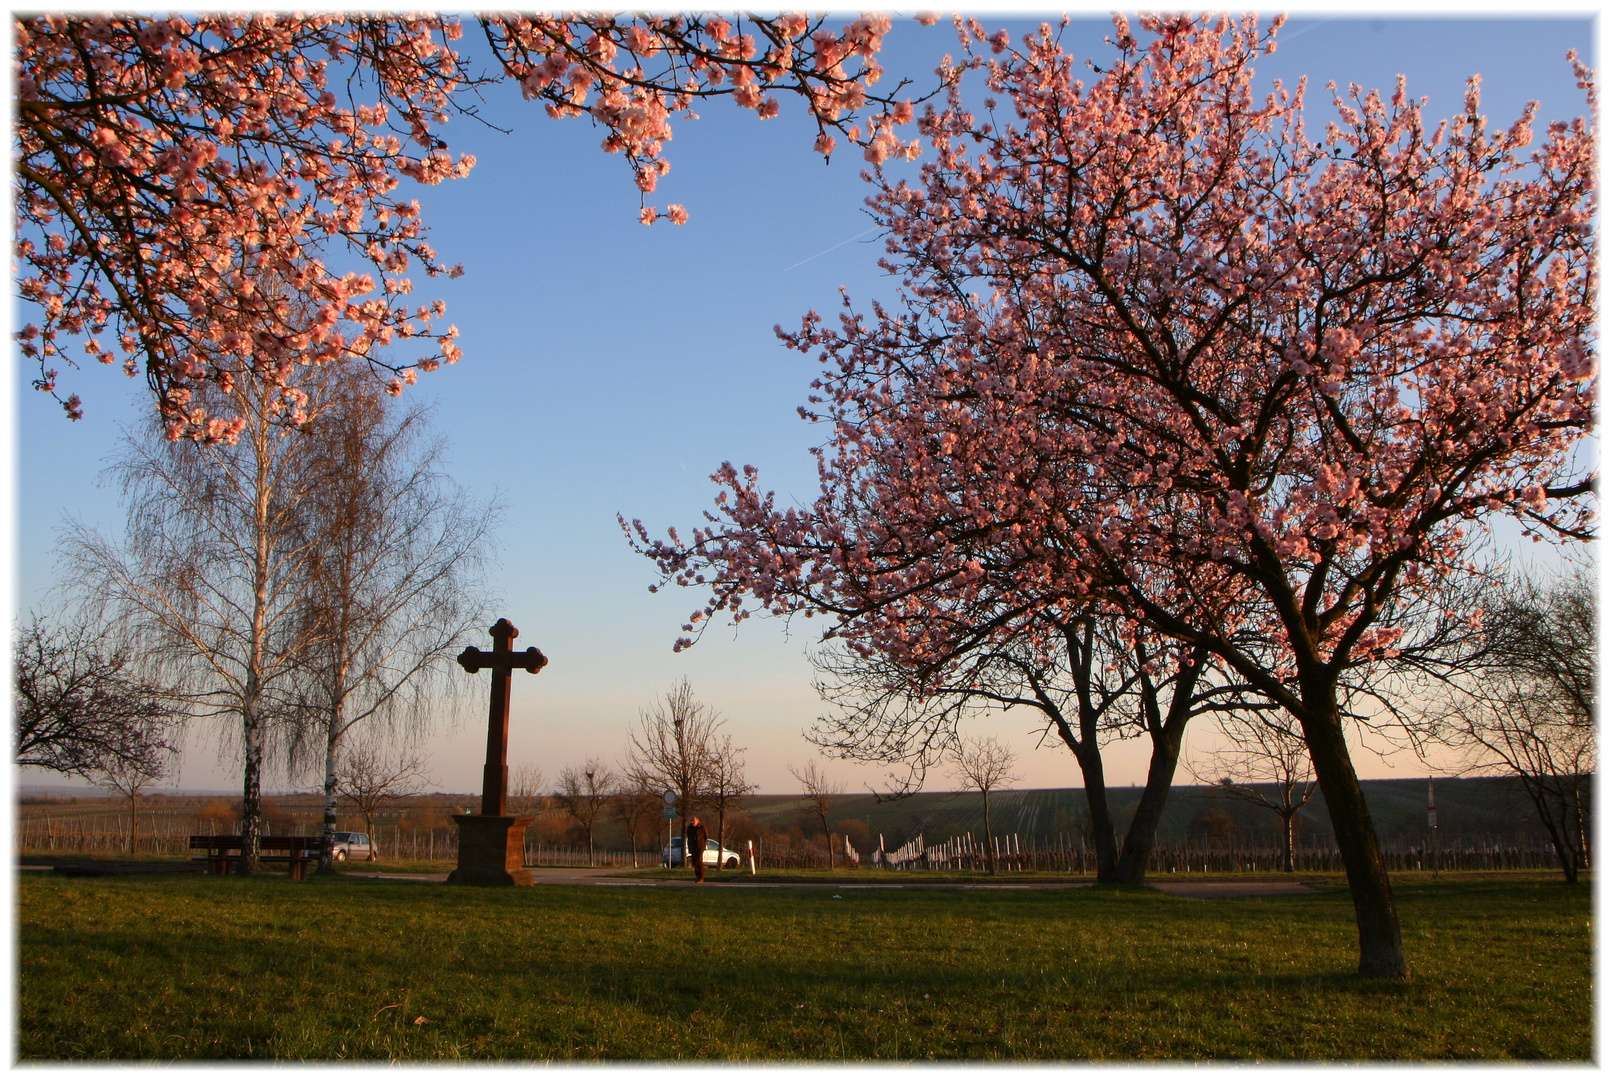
[686,816,709,883]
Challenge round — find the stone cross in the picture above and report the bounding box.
[457,618,547,817]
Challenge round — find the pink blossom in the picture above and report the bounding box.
[16,12,920,436]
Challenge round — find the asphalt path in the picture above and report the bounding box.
[19,858,1318,897]
[344,865,1319,897]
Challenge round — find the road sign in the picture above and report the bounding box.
[663,789,676,805]
[662,805,676,820]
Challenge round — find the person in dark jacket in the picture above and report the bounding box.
[686,816,709,883]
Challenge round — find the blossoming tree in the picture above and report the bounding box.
[15,13,934,438]
[631,16,1596,978]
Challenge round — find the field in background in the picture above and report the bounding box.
[739,775,1563,849]
[18,776,1571,873]
[16,871,1590,1061]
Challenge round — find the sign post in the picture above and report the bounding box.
[663,789,677,865]
[1428,776,1440,880]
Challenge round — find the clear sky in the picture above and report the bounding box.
[10,12,1598,798]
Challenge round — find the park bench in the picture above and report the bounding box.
[189,835,326,880]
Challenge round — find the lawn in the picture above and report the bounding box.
[15,870,1591,1061]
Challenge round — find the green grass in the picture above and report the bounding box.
[16,871,1591,1061]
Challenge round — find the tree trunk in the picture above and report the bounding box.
[1527,778,1581,885]
[1298,679,1407,978]
[238,701,263,876]
[983,789,995,875]
[1576,780,1590,874]
[1115,650,1201,885]
[1281,811,1296,873]
[1070,738,1120,883]
[240,429,272,877]
[128,790,138,855]
[1114,718,1191,884]
[364,811,377,860]
[587,823,595,867]
[821,813,834,869]
[318,715,340,873]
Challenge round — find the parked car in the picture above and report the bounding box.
[328,832,371,861]
[662,836,742,869]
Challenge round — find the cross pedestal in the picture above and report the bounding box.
[449,814,536,886]
[447,618,547,887]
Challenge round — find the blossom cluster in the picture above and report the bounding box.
[15,13,932,437]
[482,13,933,221]
[16,15,473,439]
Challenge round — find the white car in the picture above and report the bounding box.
[663,837,742,869]
[328,831,372,860]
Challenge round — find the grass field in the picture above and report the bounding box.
[16,870,1591,1061]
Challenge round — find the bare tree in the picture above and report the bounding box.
[282,374,497,872]
[949,736,1020,875]
[790,759,845,870]
[334,743,430,861]
[508,764,547,818]
[1190,714,1318,873]
[555,758,618,867]
[705,734,754,862]
[611,778,661,869]
[14,612,176,779]
[63,366,334,875]
[624,677,721,839]
[89,732,173,854]
[1434,568,1595,883]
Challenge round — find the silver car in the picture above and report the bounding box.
[328,831,372,860]
[662,837,741,869]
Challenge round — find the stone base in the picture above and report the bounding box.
[447,814,534,886]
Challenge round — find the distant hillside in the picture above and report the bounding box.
[741,775,1569,850]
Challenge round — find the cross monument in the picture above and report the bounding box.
[447,617,547,886]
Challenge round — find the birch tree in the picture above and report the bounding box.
[284,373,496,872]
[64,369,332,873]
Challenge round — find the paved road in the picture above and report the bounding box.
[347,866,1317,897]
[21,859,1317,897]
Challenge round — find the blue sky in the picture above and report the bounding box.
[11,13,1597,797]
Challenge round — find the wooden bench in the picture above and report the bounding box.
[189,835,326,880]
